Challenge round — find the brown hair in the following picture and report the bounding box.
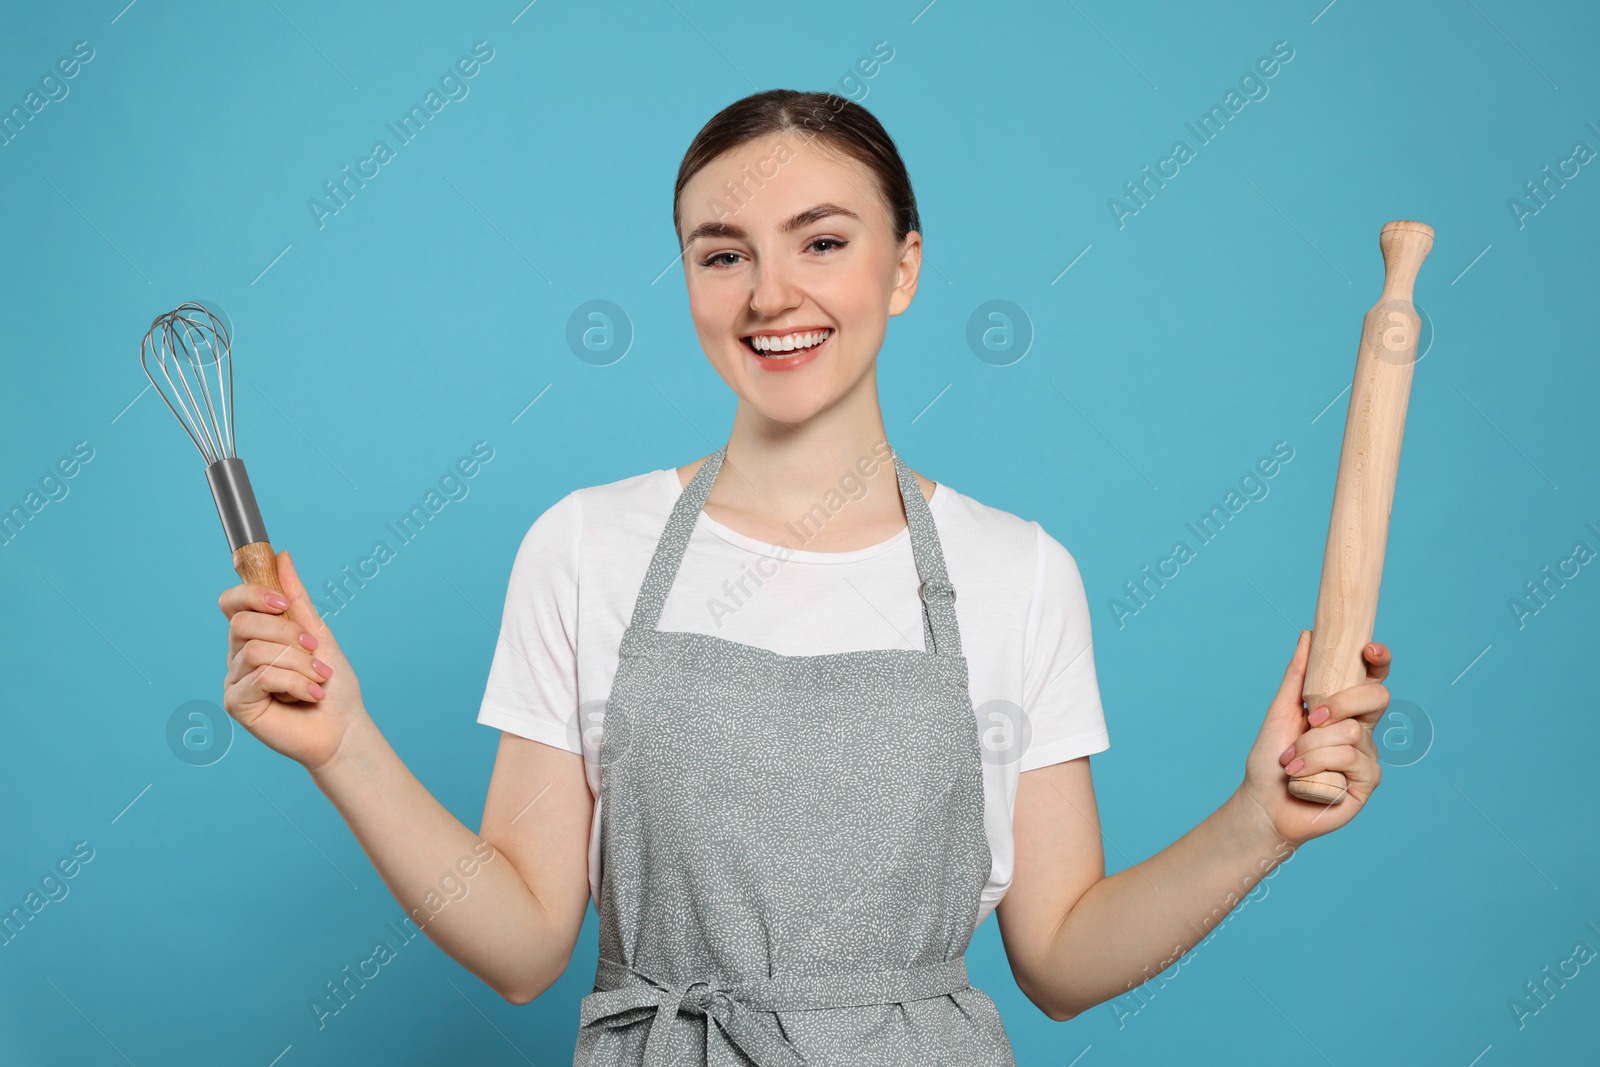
[672,89,921,250]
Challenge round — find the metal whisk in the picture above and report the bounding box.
[140,301,288,600]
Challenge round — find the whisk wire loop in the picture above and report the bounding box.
[140,302,236,465]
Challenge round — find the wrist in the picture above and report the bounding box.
[1226,784,1299,858]
[305,707,383,786]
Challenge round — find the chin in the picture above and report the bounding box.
[705,337,870,423]
[741,393,832,427]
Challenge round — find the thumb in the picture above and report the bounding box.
[275,549,333,644]
[1269,629,1313,723]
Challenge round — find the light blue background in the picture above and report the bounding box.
[2,1,1596,1064]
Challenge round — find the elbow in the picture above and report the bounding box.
[1014,971,1081,1023]
[1034,994,1080,1023]
[491,904,584,1005]
[497,974,549,1005]
[495,965,560,1006]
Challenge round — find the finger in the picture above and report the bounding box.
[1284,717,1365,759]
[222,665,303,709]
[1287,742,1374,786]
[229,607,314,655]
[1308,682,1390,727]
[219,581,294,621]
[232,638,332,688]
[275,550,332,643]
[1363,641,1391,683]
[1262,630,1315,743]
[1272,630,1314,711]
[229,662,327,709]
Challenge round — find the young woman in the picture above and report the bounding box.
[218,90,1391,1065]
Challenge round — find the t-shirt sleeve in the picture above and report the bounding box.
[1018,521,1110,771]
[475,490,583,754]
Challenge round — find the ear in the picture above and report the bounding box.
[888,230,922,318]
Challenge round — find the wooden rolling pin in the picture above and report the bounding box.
[1290,220,1433,804]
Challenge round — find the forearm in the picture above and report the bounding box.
[307,713,562,1002]
[1035,787,1294,1019]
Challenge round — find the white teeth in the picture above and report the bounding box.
[748,329,831,354]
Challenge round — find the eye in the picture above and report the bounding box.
[699,251,743,268]
[808,236,847,254]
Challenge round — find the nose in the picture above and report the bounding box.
[747,258,801,318]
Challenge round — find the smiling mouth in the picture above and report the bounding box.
[741,328,834,359]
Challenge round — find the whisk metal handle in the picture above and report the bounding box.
[206,458,269,551]
[205,458,288,600]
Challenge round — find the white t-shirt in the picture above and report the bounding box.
[475,465,1110,932]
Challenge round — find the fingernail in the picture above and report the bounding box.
[308,682,326,700]
[266,594,289,610]
[1309,705,1330,726]
[1280,744,1296,764]
[299,632,319,651]
[312,659,332,679]
[1286,757,1305,775]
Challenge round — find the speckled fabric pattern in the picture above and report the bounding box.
[573,443,1015,1066]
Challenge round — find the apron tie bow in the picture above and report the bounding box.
[580,961,808,1067]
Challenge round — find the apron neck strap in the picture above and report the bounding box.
[627,442,962,656]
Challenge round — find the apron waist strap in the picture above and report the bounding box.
[578,956,972,1067]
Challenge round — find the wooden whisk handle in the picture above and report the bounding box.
[232,541,289,601]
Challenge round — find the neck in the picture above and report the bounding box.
[710,382,910,536]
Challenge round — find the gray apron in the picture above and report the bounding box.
[574,442,1016,1066]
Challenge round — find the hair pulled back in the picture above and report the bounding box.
[673,89,920,249]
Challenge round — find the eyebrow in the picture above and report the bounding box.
[682,203,862,247]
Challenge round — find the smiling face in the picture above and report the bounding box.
[677,133,922,426]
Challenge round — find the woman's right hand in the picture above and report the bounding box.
[219,549,368,772]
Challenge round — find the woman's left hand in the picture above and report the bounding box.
[1237,628,1391,846]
